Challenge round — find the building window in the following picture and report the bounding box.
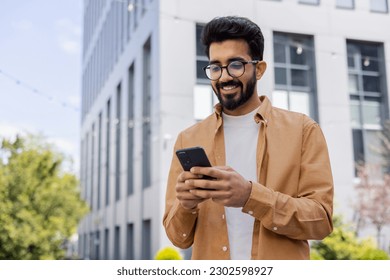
[89,232,94,260]
[336,0,354,9]
[95,230,100,260]
[134,0,139,28]
[104,228,109,259]
[85,132,90,204]
[126,0,132,41]
[115,83,122,201]
[126,223,134,259]
[370,0,388,13]
[273,32,318,120]
[114,226,120,259]
[298,0,320,5]
[194,84,214,120]
[141,0,147,15]
[83,233,88,259]
[97,112,102,209]
[196,24,208,82]
[127,64,135,195]
[81,138,86,200]
[142,219,152,259]
[105,99,111,206]
[347,40,388,169]
[91,123,95,210]
[142,37,152,189]
[194,23,217,120]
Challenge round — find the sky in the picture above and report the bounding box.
[0,0,82,172]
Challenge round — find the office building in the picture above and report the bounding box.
[78,0,390,259]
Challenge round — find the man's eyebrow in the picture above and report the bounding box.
[209,57,246,64]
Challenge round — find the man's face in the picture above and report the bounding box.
[208,39,258,112]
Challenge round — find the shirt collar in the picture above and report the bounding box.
[214,95,272,126]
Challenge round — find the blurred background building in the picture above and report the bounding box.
[78,0,390,259]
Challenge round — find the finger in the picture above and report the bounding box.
[186,177,222,191]
[189,188,213,199]
[176,181,197,192]
[177,171,203,182]
[177,191,205,200]
[190,166,226,179]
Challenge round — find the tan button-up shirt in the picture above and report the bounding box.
[163,96,333,259]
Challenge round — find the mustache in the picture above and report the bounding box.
[216,80,242,89]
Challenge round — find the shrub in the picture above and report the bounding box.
[154,247,183,260]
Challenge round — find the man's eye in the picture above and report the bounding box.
[229,62,243,70]
[209,65,221,72]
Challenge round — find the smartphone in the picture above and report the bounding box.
[176,146,215,180]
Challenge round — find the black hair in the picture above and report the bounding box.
[201,16,264,61]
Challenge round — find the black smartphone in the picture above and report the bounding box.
[176,146,215,180]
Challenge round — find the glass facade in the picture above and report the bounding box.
[299,0,320,5]
[127,64,135,196]
[142,37,152,189]
[273,32,318,120]
[347,40,388,167]
[194,23,218,120]
[336,0,354,9]
[370,0,388,12]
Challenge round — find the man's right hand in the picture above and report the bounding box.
[176,171,208,210]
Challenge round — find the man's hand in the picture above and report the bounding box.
[176,171,208,210]
[186,166,252,207]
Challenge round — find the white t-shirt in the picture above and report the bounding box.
[222,107,260,260]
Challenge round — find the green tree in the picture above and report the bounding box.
[0,135,88,259]
[311,215,389,260]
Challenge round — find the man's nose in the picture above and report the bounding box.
[219,67,233,82]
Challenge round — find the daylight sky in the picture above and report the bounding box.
[0,0,82,172]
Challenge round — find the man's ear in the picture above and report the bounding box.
[256,61,267,80]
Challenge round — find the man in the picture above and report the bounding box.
[163,16,333,260]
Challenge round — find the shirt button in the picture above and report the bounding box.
[222,246,228,252]
[222,214,225,219]
[273,227,278,231]
[191,211,197,214]
[248,211,253,215]
[182,233,187,237]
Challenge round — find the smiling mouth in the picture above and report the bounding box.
[221,85,239,91]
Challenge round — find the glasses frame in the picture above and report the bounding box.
[203,60,259,81]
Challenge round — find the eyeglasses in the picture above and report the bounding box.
[203,60,259,81]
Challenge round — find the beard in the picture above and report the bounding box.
[213,73,257,111]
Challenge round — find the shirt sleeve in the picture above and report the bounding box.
[163,133,198,248]
[242,121,334,240]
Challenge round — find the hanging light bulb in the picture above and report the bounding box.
[363,57,370,67]
[296,45,303,55]
[127,3,134,12]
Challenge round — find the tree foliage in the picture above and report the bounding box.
[311,215,389,260]
[351,120,390,247]
[0,135,88,259]
[354,164,390,248]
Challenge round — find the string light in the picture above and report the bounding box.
[0,68,80,112]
